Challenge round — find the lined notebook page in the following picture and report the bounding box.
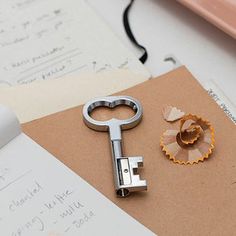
[0,106,155,235]
[0,0,149,86]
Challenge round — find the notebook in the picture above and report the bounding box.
[0,106,155,235]
[0,0,149,86]
[23,66,236,235]
[0,0,150,123]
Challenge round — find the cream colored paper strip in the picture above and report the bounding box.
[0,70,147,123]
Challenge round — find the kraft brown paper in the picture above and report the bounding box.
[22,66,236,236]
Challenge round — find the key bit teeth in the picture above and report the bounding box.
[128,156,144,170]
[137,161,143,167]
[133,168,138,175]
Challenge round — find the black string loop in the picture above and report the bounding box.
[123,0,148,63]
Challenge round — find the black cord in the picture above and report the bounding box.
[123,0,148,63]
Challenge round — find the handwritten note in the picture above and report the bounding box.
[0,0,149,86]
[0,133,155,235]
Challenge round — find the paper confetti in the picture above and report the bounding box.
[162,105,185,122]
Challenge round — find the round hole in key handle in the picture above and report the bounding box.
[88,104,136,123]
[82,96,143,132]
[83,96,147,197]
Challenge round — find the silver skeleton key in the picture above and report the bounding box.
[83,96,147,197]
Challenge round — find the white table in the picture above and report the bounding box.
[88,0,236,105]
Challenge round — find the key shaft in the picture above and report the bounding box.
[109,123,147,197]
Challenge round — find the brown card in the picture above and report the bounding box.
[22,66,236,235]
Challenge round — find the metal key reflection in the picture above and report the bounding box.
[83,96,147,197]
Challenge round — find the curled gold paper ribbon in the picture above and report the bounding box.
[160,114,215,165]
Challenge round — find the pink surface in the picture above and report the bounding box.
[178,0,236,39]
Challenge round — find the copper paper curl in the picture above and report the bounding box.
[160,114,215,165]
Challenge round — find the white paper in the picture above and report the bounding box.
[204,80,236,125]
[0,0,149,87]
[0,106,156,236]
[0,106,21,148]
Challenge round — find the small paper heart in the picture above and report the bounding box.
[162,105,185,122]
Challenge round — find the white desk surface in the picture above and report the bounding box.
[88,0,236,105]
